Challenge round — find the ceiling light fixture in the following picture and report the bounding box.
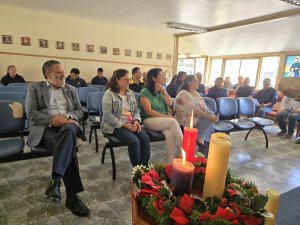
[277,0,300,7]
[167,22,208,33]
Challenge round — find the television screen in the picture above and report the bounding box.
[284,55,300,77]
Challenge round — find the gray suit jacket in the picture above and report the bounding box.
[25,81,84,147]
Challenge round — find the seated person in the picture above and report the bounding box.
[253,78,278,117]
[25,60,90,216]
[129,67,144,93]
[233,75,244,90]
[175,75,218,154]
[223,76,233,91]
[91,67,108,86]
[101,69,150,166]
[235,77,254,98]
[1,65,26,86]
[166,71,186,98]
[195,72,205,96]
[206,77,228,100]
[140,68,183,163]
[65,68,87,88]
[276,96,300,139]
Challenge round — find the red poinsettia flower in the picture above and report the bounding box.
[227,188,238,196]
[179,194,194,214]
[194,166,206,174]
[149,169,161,181]
[141,173,155,186]
[238,215,263,225]
[199,211,214,221]
[193,156,207,164]
[139,188,157,197]
[153,199,164,216]
[216,207,236,221]
[170,207,189,225]
[165,164,172,179]
[220,198,228,208]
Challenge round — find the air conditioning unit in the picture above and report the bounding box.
[167,22,208,33]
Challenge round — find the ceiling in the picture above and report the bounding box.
[0,0,296,34]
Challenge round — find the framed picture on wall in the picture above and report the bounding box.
[166,54,172,60]
[147,52,152,59]
[2,35,13,44]
[113,48,120,55]
[56,41,65,50]
[39,39,48,48]
[21,37,31,46]
[157,53,162,60]
[284,55,300,77]
[72,43,80,51]
[125,49,131,56]
[136,51,142,58]
[86,44,94,52]
[100,46,107,54]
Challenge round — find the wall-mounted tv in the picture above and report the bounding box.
[284,55,300,77]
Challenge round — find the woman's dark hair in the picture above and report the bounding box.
[146,68,162,96]
[107,69,129,93]
[170,75,177,84]
[179,75,195,92]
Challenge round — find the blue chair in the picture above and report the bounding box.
[88,85,105,92]
[237,97,274,148]
[203,97,234,133]
[0,92,26,108]
[0,100,25,160]
[7,83,28,87]
[0,86,27,93]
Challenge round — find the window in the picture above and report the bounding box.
[177,59,195,75]
[240,59,259,86]
[208,59,222,86]
[195,58,206,75]
[258,57,279,89]
[224,60,240,86]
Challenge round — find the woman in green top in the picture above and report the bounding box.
[140,68,183,163]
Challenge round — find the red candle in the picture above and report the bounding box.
[182,110,198,162]
[170,150,195,195]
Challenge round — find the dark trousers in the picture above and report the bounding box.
[276,110,300,134]
[112,128,150,166]
[41,124,84,195]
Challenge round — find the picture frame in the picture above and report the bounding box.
[39,39,48,48]
[113,48,120,55]
[284,55,300,77]
[136,51,142,58]
[2,35,13,44]
[147,52,152,59]
[86,44,94,53]
[157,53,162,60]
[72,43,80,51]
[20,37,31,46]
[166,54,172,60]
[56,41,65,50]
[125,49,131,57]
[100,46,107,54]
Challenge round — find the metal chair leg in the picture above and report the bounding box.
[259,126,269,148]
[101,143,107,164]
[245,128,255,141]
[89,127,93,143]
[109,145,116,180]
[94,128,98,153]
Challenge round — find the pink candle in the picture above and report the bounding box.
[170,150,195,195]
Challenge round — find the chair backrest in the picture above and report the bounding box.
[237,97,256,116]
[7,83,28,87]
[202,97,217,113]
[0,86,27,93]
[77,87,99,106]
[87,92,103,113]
[98,92,105,122]
[0,100,25,134]
[88,84,105,92]
[216,97,238,117]
[0,92,26,108]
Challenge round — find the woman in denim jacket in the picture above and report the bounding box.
[101,69,150,166]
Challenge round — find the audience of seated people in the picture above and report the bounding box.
[91,67,108,86]
[233,75,244,90]
[129,67,144,93]
[253,78,278,117]
[223,76,233,91]
[166,71,187,98]
[206,77,228,100]
[1,65,26,86]
[139,68,183,163]
[65,68,87,88]
[235,77,254,98]
[101,69,151,166]
[174,75,218,154]
[276,95,300,144]
[195,72,205,96]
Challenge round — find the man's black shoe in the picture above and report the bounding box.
[45,179,61,203]
[66,195,91,217]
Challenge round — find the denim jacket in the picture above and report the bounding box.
[100,88,141,134]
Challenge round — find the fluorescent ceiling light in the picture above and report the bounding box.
[167,22,208,33]
[277,0,300,7]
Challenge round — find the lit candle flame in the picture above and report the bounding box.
[189,110,193,129]
[181,148,186,166]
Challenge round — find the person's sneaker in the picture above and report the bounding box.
[66,195,91,217]
[45,179,61,203]
[284,133,294,139]
[276,130,286,136]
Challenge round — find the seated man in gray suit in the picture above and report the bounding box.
[25,60,90,217]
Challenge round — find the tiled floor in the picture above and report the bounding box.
[0,125,299,225]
